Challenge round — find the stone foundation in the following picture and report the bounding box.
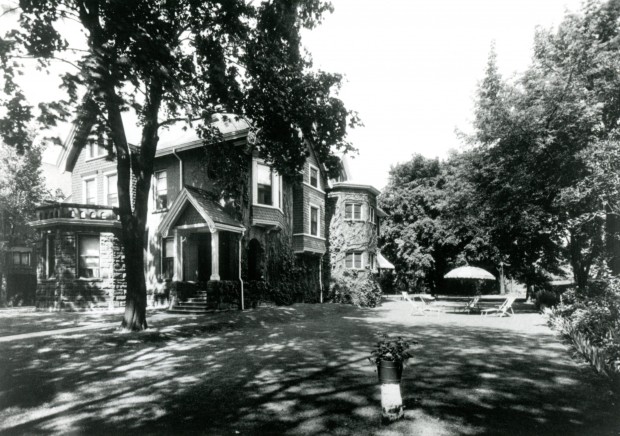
[36,229,126,310]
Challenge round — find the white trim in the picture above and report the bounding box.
[308,163,321,190]
[174,223,210,231]
[252,218,284,229]
[309,203,321,237]
[345,251,365,270]
[294,247,326,254]
[303,181,326,195]
[344,202,364,221]
[103,170,118,207]
[214,223,245,233]
[293,233,326,241]
[154,169,168,211]
[29,218,121,229]
[252,158,284,211]
[82,175,97,205]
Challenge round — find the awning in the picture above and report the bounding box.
[377,251,395,269]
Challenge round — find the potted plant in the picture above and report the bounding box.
[369,335,416,384]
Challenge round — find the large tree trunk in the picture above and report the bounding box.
[121,222,148,331]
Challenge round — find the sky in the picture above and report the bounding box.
[302,0,583,189]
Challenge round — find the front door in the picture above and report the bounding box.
[196,234,212,281]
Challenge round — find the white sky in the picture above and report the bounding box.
[302,0,583,189]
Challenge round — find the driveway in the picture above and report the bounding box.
[0,301,618,435]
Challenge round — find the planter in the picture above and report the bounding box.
[377,360,403,384]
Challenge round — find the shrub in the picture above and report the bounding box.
[535,289,559,311]
[329,271,383,307]
[206,280,241,309]
[547,277,620,373]
[170,281,199,302]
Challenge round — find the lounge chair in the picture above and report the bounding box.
[401,292,443,316]
[481,295,516,317]
[459,296,481,313]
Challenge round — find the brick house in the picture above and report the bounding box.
[29,115,391,310]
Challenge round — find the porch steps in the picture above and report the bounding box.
[168,300,210,314]
[168,291,212,314]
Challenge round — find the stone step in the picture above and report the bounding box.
[185,298,208,304]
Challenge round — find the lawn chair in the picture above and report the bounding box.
[460,296,481,313]
[481,295,516,317]
[401,292,443,316]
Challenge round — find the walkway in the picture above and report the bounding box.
[0,302,617,435]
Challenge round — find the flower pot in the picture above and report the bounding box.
[377,360,403,384]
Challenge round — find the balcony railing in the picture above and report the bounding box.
[30,203,120,228]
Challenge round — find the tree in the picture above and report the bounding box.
[0,141,46,306]
[0,0,357,330]
[378,153,496,294]
[469,1,620,290]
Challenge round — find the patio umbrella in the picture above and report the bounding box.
[444,266,495,280]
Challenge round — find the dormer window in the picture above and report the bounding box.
[309,165,319,189]
[87,142,106,159]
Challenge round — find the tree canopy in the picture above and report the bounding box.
[0,0,357,330]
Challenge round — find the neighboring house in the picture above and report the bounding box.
[29,115,389,310]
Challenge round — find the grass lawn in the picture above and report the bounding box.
[0,301,618,435]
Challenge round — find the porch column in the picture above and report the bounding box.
[210,230,220,280]
[174,229,183,281]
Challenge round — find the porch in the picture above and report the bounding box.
[157,186,246,311]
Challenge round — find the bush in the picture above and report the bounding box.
[377,270,397,294]
[329,271,382,307]
[547,277,620,372]
[170,281,199,302]
[206,280,241,309]
[535,289,559,311]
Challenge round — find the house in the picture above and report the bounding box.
[29,115,389,310]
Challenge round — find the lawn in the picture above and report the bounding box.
[0,301,618,435]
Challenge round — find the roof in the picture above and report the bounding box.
[61,114,251,172]
[330,181,381,196]
[158,186,244,237]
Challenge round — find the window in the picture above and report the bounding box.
[162,238,174,279]
[309,165,319,189]
[83,178,96,205]
[155,170,168,210]
[257,163,272,206]
[310,205,319,236]
[369,253,375,270]
[105,173,118,206]
[87,142,106,159]
[47,235,55,278]
[345,203,362,221]
[78,235,100,278]
[369,206,376,224]
[11,252,30,266]
[345,252,363,269]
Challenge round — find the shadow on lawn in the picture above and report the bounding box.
[0,304,618,435]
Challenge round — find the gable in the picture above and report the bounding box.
[174,204,206,228]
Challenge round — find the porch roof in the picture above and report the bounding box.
[158,186,245,237]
